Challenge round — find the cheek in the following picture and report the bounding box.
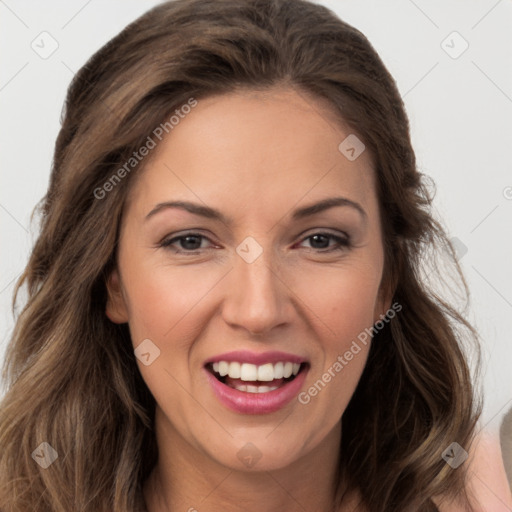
[121,256,222,342]
[294,260,382,343]
[120,263,211,409]
[295,266,378,423]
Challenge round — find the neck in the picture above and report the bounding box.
[143,406,348,512]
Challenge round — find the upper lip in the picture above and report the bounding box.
[204,350,308,366]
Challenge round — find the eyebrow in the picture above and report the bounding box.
[145,196,367,224]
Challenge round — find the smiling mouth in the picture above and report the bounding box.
[205,361,308,393]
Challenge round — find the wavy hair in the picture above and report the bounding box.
[0,0,482,510]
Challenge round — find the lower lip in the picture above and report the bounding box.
[204,366,308,415]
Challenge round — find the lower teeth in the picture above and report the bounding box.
[234,384,280,393]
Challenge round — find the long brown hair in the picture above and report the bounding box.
[0,0,482,510]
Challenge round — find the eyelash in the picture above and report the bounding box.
[159,231,351,254]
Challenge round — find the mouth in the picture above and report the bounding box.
[205,361,309,394]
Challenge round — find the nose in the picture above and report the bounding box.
[221,242,291,336]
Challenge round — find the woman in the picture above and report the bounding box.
[1,0,510,510]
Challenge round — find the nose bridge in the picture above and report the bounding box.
[224,235,287,335]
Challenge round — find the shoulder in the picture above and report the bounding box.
[339,430,512,512]
[433,428,512,511]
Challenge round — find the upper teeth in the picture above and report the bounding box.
[212,361,301,381]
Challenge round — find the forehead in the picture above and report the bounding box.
[126,87,378,224]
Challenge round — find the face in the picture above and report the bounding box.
[106,86,391,472]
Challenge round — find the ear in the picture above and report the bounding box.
[373,278,394,324]
[105,268,129,324]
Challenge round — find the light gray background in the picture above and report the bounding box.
[1,0,511,434]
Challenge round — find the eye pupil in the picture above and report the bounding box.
[181,235,202,250]
[310,234,330,249]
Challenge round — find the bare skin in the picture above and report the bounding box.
[106,86,393,512]
[433,429,512,512]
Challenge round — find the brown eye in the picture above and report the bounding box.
[160,233,213,253]
[298,232,351,252]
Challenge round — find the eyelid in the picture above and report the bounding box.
[159,229,351,253]
[297,227,350,239]
[158,230,218,249]
[295,231,351,251]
